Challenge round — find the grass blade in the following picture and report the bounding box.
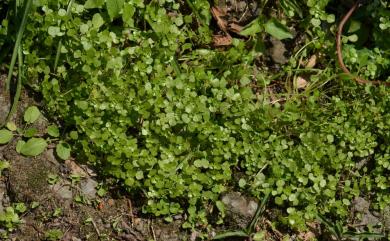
[343,231,385,239]
[316,214,340,240]
[2,45,23,127]
[212,230,249,240]
[5,0,32,91]
[247,192,270,233]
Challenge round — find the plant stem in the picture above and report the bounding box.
[53,0,74,72]
[5,0,32,91]
[2,46,23,127]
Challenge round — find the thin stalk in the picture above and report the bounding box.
[5,0,32,91]
[247,192,270,233]
[2,46,23,127]
[53,0,74,72]
[185,0,206,26]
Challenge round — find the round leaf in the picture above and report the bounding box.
[56,142,71,160]
[106,0,125,20]
[84,0,104,8]
[24,106,41,124]
[16,140,26,153]
[6,122,17,131]
[24,127,38,138]
[20,138,47,156]
[92,13,104,29]
[0,129,13,144]
[47,125,60,137]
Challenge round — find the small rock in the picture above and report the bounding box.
[305,55,317,68]
[352,197,380,228]
[352,197,369,213]
[221,192,258,228]
[51,182,73,200]
[269,37,288,64]
[43,149,60,167]
[361,213,380,227]
[80,178,98,199]
[295,76,308,89]
[65,160,89,177]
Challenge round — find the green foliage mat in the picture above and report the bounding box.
[1,0,390,232]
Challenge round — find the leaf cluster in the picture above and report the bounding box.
[1,0,390,235]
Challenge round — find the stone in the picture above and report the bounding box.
[352,197,370,213]
[51,181,73,200]
[221,192,258,228]
[269,37,288,64]
[80,178,98,199]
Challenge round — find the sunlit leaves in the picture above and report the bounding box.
[10,0,390,231]
[106,0,124,20]
[264,18,293,40]
[56,142,71,160]
[18,138,47,156]
[24,106,41,124]
[84,0,104,9]
[0,129,13,144]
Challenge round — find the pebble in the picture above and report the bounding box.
[80,178,98,199]
[52,182,73,200]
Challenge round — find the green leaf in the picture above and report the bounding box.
[48,26,63,37]
[247,193,270,233]
[31,201,40,209]
[253,231,266,241]
[343,231,385,239]
[69,131,78,140]
[6,122,17,131]
[347,20,361,33]
[24,106,41,124]
[47,125,60,137]
[264,18,293,40]
[14,203,26,213]
[0,161,10,171]
[20,138,47,156]
[97,187,107,197]
[0,161,10,175]
[106,0,125,20]
[84,0,104,9]
[348,34,358,42]
[240,18,262,36]
[238,178,246,188]
[135,170,144,180]
[194,159,209,168]
[0,129,13,144]
[56,142,71,160]
[92,13,104,29]
[24,127,38,138]
[16,140,26,153]
[122,3,135,26]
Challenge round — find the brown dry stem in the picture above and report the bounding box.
[336,1,390,86]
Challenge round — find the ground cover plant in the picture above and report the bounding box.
[1,0,390,239]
